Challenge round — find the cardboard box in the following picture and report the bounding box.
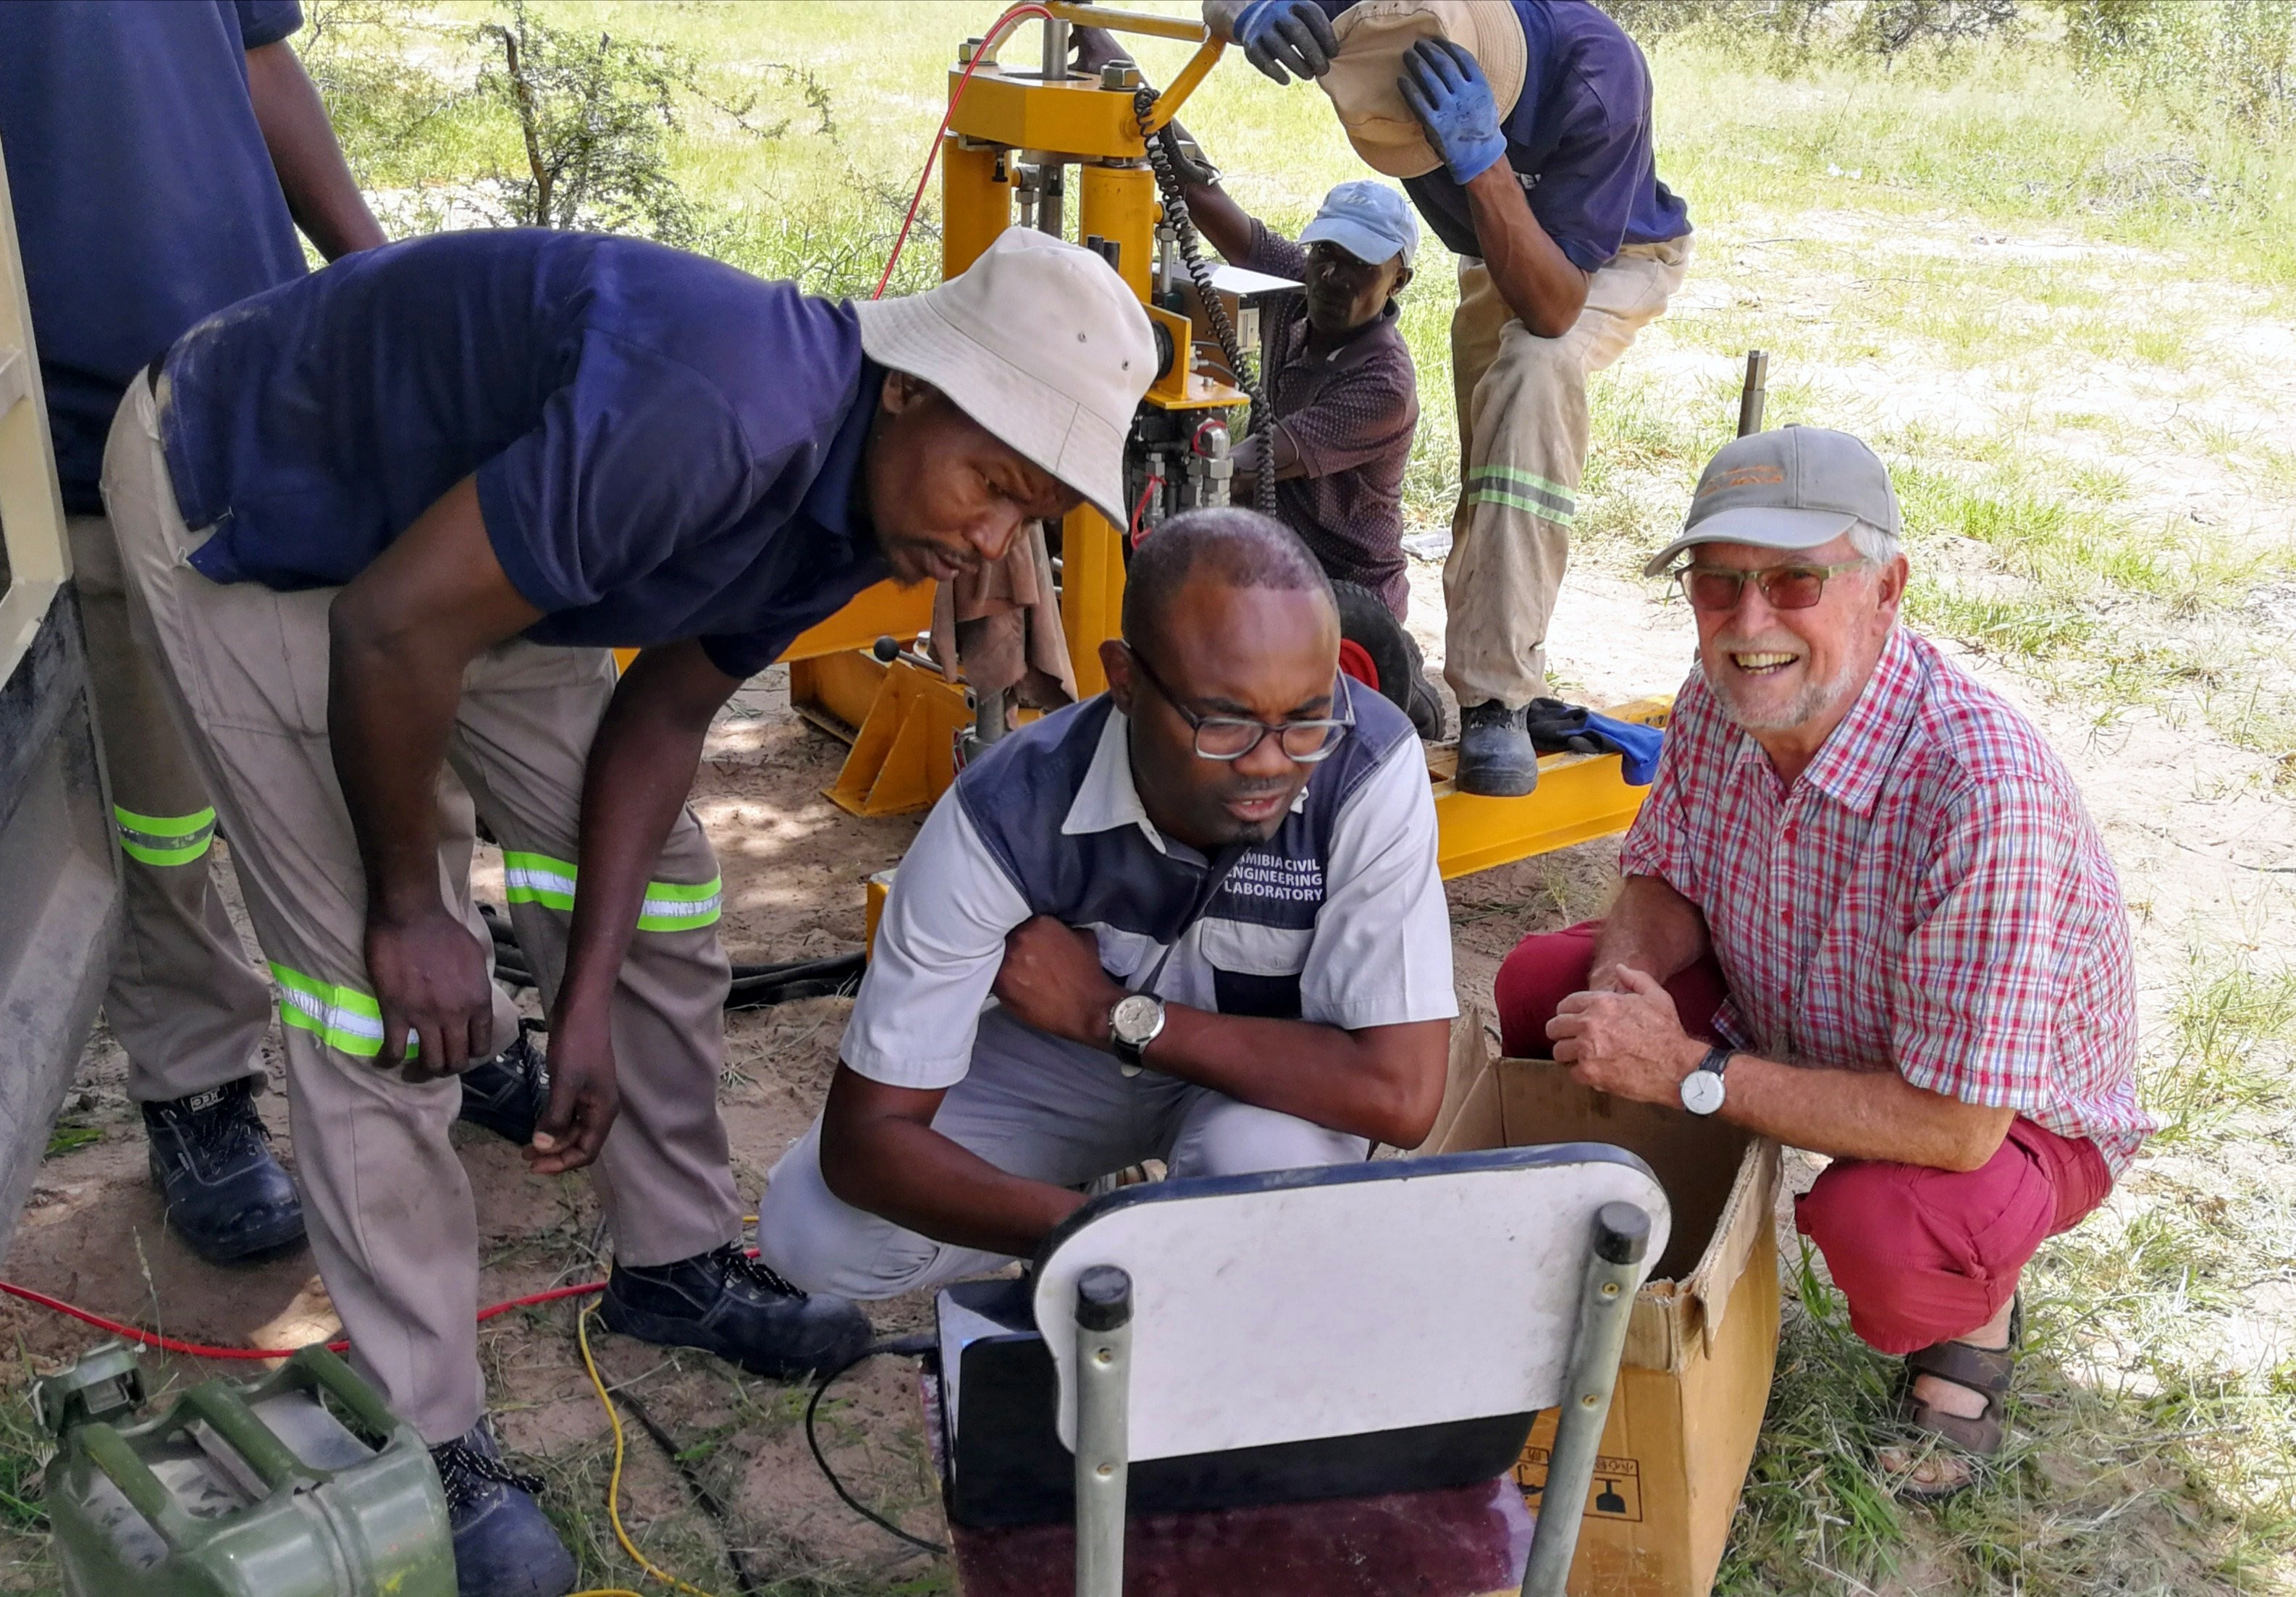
[1426,1019,1781,1597]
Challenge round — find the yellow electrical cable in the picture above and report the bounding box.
[574,1299,723,1597]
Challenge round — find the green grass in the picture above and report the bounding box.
[41,1123,98,1159]
[1724,945,2296,1594]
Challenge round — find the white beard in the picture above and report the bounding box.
[1704,636,1865,733]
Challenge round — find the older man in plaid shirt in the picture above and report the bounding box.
[1493,426,2150,1499]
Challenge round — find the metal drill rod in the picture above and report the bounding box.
[1737,349,1770,437]
[1521,1202,1651,1597]
[1073,1266,1133,1597]
[975,689,1009,746]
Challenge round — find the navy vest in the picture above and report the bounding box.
[953,683,1417,1019]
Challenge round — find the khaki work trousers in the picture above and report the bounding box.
[70,513,507,1104]
[67,511,271,1103]
[101,375,742,1441]
[1444,237,1690,709]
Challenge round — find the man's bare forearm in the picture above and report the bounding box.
[1717,1052,2016,1172]
[820,1074,1085,1257]
[1460,163,1588,338]
[246,41,387,258]
[1142,1011,1449,1145]
[1178,172,1257,265]
[1590,875,1709,987]
[327,611,463,918]
[558,643,737,1027]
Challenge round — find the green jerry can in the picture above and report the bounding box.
[37,1341,457,1597]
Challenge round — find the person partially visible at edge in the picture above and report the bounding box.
[756,510,1456,1301]
[1203,0,1693,798]
[98,224,1153,1597]
[1492,426,2151,1501]
[0,0,388,1268]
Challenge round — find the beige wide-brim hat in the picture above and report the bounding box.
[1321,1,1528,180]
[852,229,1155,529]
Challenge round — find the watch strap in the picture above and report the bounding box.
[1696,1045,1733,1079]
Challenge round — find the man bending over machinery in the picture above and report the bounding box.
[1203,0,1694,796]
[757,510,1456,1297]
[98,224,1152,1596]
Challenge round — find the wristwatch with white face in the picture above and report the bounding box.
[1679,1046,1734,1116]
[1110,992,1166,1076]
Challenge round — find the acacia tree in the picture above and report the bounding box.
[473,1,699,243]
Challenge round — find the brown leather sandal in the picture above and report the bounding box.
[1891,1300,2020,1502]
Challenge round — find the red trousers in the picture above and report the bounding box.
[1495,924,2115,1354]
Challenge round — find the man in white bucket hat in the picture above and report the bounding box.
[96,222,1152,1595]
[1205,0,1693,795]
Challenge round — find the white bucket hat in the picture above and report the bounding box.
[1319,1,1528,180]
[854,229,1156,528]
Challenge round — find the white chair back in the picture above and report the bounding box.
[1033,1144,1670,1461]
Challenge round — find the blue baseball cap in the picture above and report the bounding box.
[1298,180,1419,269]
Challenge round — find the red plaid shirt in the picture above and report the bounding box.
[1618,627,2152,1172]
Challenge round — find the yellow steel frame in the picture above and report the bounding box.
[781,1,1662,882]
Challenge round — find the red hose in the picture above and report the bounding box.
[0,1274,605,1362]
[0,1239,779,1362]
[1129,471,1164,545]
[871,3,1056,301]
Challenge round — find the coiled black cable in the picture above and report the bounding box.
[1135,85,1279,521]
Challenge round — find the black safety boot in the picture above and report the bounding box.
[431,1419,576,1597]
[1455,701,1540,796]
[600,1242,873,1381]
[456,1023,550,1146]
[142,1077,304,1263]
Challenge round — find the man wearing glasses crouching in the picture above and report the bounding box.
[1494,427,2149,1499]
[757,508,1456,1295]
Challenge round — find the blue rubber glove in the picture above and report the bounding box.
[1228,0,1338,85]
[1581,712,1665,787]
[1397,38,1507,185]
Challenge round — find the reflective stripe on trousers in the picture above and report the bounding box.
[270,963,414,1061]
[113,804,218,867]
[501,851,724,932]
[1463,463,1576,528]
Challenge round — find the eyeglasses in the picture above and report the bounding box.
[1672,559,1869,613]
[1123,644,1354,763]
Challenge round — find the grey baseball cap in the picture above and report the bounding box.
[1642,426,1903,577]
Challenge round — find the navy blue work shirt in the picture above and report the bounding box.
[1316,0,1690,272]
[159,229,890,680]
[0,0,309,515]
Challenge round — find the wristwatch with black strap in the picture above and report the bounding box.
[1679,1045,1735,1116]
[1110,991,1167,1076]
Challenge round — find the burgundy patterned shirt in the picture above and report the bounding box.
[1239,222,1418,619]
[1618,626,2152,1172]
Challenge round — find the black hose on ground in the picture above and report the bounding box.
[479,903,864,1011]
